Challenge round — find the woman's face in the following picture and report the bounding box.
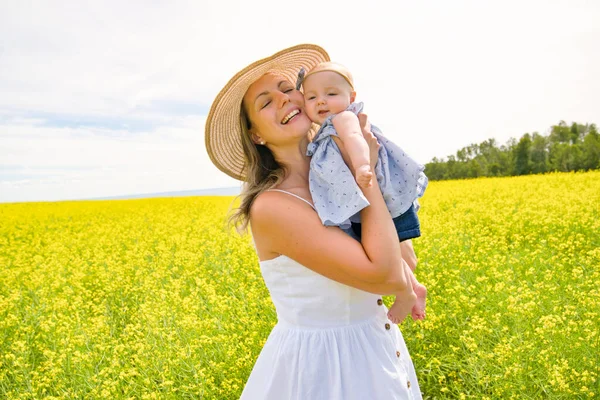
[242,72,312,145]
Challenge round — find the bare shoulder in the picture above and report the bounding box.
[250,190,313,225]
[250,189,319,260]
[249,190,278,221]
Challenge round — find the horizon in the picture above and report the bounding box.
[1,118,596,204]
[0,185,242,205]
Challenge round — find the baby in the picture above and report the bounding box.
[299,62,428,322]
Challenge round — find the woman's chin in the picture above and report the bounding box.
[287,115,313,135]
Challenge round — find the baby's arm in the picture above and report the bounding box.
[332,111,373,188]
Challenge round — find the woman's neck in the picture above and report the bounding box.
[272,139,311,189]
[283,159,310,188]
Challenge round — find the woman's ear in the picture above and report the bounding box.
[250,130,266,145]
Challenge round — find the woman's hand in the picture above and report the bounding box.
[358,113,380,170]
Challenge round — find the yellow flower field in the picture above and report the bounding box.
[1,171,599,399]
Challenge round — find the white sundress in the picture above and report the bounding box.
[240,190,422,399]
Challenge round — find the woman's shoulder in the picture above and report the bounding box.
[250,188,321,257]
[251,188,314,222]
[250,190,281,218]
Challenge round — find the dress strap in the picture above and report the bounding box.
[267,189,316,211]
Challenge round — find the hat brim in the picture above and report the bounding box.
[205,44,330,181]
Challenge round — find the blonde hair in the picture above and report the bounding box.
[228,106,286,232]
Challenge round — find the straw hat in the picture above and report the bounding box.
[205,44,330,181]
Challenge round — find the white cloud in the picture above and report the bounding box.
[0,116,239,202]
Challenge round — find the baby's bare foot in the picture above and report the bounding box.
[387,300,406,324]
[411,283,427,321]
[355,164,372,188]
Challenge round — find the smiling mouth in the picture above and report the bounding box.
[281,109,300,124]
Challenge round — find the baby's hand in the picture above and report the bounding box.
[355,164,373,188]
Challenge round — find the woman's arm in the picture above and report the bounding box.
[335,258,417,300]
[250,189,414,308]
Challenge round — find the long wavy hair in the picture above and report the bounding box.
[228,106,286,232]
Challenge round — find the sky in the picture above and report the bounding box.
[1,0,599,203]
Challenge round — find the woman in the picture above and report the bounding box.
[205,44,422,399]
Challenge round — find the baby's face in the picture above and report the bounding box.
[302,71,355,125]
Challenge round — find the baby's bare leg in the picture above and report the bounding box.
[408,269,427,321]
[387,246,427,323]
[400,240,417,272]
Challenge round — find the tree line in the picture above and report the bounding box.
[425,121,600,180]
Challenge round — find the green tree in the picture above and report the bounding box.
[530,133,549,174]
[549,121,571,144]
[570,122,581,144]
[424,120,598,180]
[549,143,580,171]
[424,158,447,180]
[513,134,532,175]
[582,124,600,170]
[467,159,483,178]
